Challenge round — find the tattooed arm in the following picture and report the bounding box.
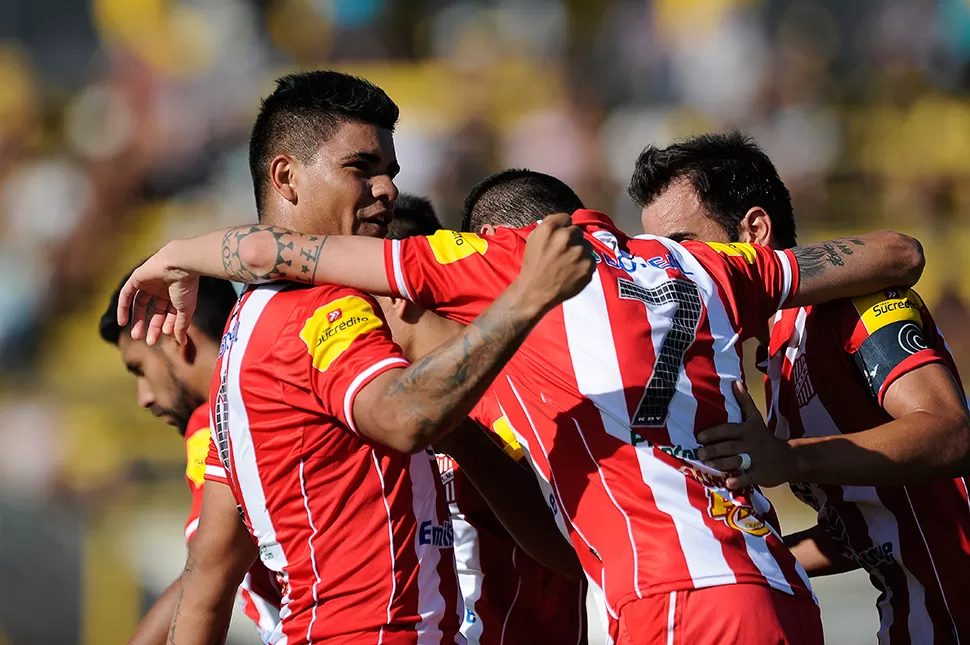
[126,577,183,645]
[352,216,594,452]
[166,482,256,645]
[786,231,924,307]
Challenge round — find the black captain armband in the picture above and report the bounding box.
[849,289,931,401]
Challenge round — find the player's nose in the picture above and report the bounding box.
[372,174,398,204]
[137,378,154,409]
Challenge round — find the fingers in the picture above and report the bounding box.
[705,456,744,472]
[696,440,743,462]
[732,381,761,420]
[146,307,168,347]
[696,423,746,445]
[174,309,191,346]
[542,212,572,229]
[725,474,754,491]
[117,280,136,326]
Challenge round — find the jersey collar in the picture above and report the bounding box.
[569,209,618,229]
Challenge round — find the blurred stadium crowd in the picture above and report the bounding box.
[2,1,970,643]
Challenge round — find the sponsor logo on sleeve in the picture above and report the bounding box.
[426,230,488,264]
[299,295,383,372]
[185,427,211,487]
[852,288,922,334]
[704,242,758,264]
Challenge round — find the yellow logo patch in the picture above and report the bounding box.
[300,295,383,372]
[704,242,758,264]
[427,230,488,265]
[491,415,525,461]
[185,427,210,487]
[852,288,922,334]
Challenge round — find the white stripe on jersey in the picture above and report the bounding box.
[370,451,397,645]
[241,572,283,642]
[224,285,289,570]
[343,357,409,435]
[849,486,933,644]
[297,461,323,642]
[391,239,413,301]
[409,452,448,645]
[499,548,523,645]
[666,591,677,645]
[453,515,485,645]
[902,488,959,644]
[775,250,794,306]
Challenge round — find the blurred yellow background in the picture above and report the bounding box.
[2,0,970,643]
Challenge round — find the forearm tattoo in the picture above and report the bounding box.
[220,225,327,284]
[792,237,865,278]
[168,586,183,645]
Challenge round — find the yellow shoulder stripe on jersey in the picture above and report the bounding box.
[703,241,758,264]
[300,295,383,372]
[185,427,210,487]
[427,230,488,265]
[852,288,922,334]
[491,415,525,461]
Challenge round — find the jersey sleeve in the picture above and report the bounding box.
[286,288,410,435]
[183,406,211,544]
[383,229,521,323]
[685,241,799,337]
[203,429,229,486]
[840,288,947,406]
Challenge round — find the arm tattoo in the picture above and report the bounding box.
[792,237,866,278]
[220,225,327,284]
[168,586,184,645]
[383,302,530,442]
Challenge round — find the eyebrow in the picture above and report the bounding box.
[345,152,400,176]
[665,231,696,243]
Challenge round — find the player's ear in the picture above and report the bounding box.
[738,207,773,247]
[479,224,497,237]
[270,154,299,205]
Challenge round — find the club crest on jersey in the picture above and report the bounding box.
[707,489,770,537]
[427,229,488,265]
[300,296,383,372]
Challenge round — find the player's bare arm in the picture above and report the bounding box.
[127,576,184,645]
[352,216,595,452]
[783,525,859,578]
[698,364,970,489]
[167,482,257,645]
[436,420,584,580]
[786,231,924,307]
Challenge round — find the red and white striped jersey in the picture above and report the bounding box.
[208,284,463,645]
[436,407,587,645]
[186,405,282,643]
[383,210,813,641]
[766,289,970,644]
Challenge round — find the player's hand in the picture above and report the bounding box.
[515,213,595,313]
[696,381,803,490]
[117,243,200,347]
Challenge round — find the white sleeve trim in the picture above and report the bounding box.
[775,249,794,309]
[184,518,200,541]
[391,239,414,302]
[343,357,410,435]
[205,464,227,480]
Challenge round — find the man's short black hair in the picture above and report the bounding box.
[387,193,443,239]
[99,269,238,346]
[249,70,399,219]
[460,169,585,233]
[629,131,797,249]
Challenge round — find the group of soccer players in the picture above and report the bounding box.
[100,70,970,644]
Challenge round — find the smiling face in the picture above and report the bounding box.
[293,120,400,238]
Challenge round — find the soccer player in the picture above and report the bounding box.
[385,193,588,644]
[98,272,281,644]
[632,131,970,644]
[121,71,596,645]
[121,172,927,644]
